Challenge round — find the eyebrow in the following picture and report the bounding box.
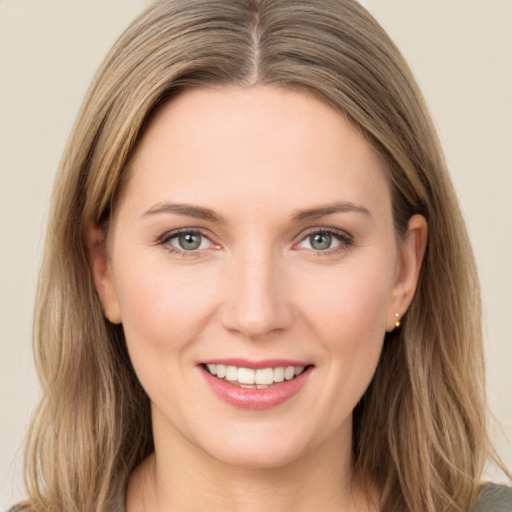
[142,202,222,222]
[291,201,372,221]
[142,200,371,223]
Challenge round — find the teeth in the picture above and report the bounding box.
[238,367,255,385]
[205,363,307,386]
[225,366,238,381]
[216,364,226,378]
[273,367,284,383]
[284,366,295,380]
[255,368,274,385]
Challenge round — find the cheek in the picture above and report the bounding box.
[296,257,394,398]
[297,259,393,345]
[112,256,221,364]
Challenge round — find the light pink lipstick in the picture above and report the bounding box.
[199,359,313,410]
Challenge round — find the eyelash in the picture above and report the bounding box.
[156,227,354,257]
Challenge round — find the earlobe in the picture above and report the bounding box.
[86,226,122,324]
[386,214,428,331]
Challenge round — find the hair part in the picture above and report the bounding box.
[17,1,502,511]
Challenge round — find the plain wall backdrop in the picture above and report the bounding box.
[1,0,511,507]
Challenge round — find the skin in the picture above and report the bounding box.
[89,86,427,511]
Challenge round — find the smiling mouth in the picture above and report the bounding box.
[203,363,311,389]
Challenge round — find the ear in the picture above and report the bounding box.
[386,214,428,331]
[86,225,122,324]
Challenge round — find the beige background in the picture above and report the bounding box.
[1,0,511,506]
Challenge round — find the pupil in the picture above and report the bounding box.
[311,233,331,250]
[179,233,201,250]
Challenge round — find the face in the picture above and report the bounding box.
[91,86,424,470]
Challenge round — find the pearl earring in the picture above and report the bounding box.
[395,312,401,328]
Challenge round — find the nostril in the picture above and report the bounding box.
[219,296,294,340]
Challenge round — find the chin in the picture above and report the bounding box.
[192,422,324,470]
[208,442,307,470]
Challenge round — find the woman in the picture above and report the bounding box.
[11,0,511,511]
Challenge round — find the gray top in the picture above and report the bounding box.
[472,484,512,512]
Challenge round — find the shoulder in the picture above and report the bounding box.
[473,484,512,512]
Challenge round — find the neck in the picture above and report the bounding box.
[126,411,377,512]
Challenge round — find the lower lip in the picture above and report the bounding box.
[201,366,312,410]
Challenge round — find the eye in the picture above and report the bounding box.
[307,232,337,251]
[159,229,215,253]
[172,232,206,251]
[296,228,352,253]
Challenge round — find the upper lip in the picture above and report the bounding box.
[199,358,312,369]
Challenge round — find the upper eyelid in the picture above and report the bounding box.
[158,227,214,242]
[296,226,353,241]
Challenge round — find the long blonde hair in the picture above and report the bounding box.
[17,1,497,510]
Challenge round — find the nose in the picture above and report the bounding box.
[220,246,293,340]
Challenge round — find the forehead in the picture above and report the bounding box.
[123,85,390,220]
